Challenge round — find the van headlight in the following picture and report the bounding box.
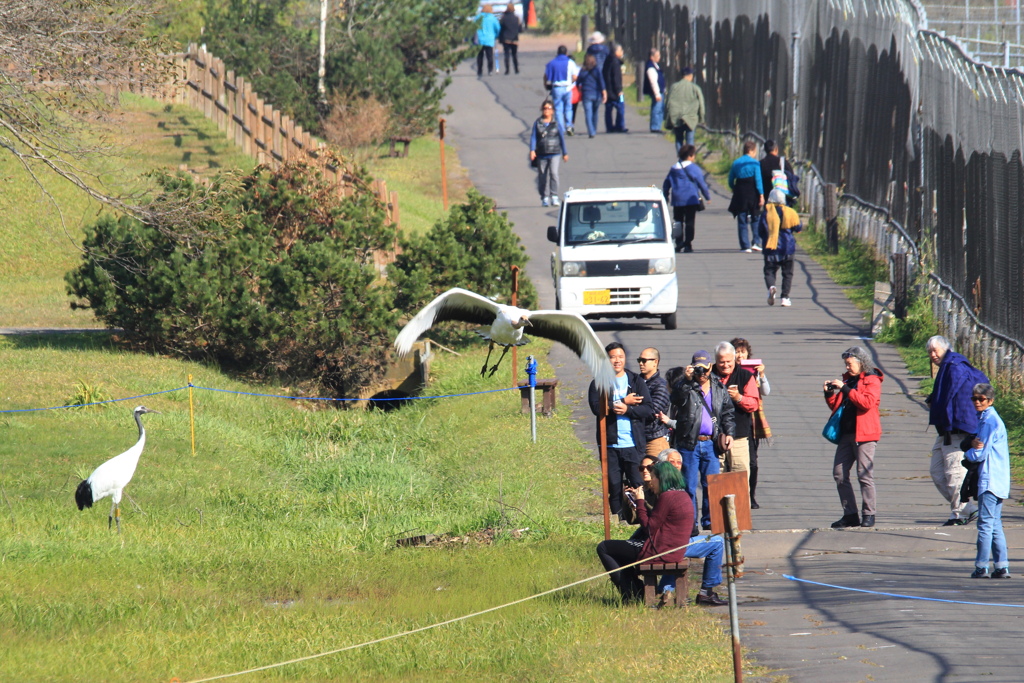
[562,261,586,276]
[648,258,675,274]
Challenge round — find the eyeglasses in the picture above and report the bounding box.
[637,357,657,364]
[842,352,855,359]
[640,464,655,471]
[971,396,991,402]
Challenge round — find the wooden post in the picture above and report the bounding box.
[600,395,611,540]
[824,183,839,254]
[439,118,449,211]
[511,265,520,388]
[892,252,908,319]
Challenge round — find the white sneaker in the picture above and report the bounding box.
[767,286,776,306]
[541,197,550,207]
[552,196,560,207]
[751,244,763,252]
[742,248,752,253]
[781,297,792,307]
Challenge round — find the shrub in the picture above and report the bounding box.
[537,0,592,34]
[66,160,398,397]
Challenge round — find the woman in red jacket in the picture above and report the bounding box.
[595,461,693,603]
[824,345,884,528]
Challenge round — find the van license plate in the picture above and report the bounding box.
[584,289,611,305]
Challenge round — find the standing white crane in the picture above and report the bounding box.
[75,405,160,533]
[394,288,616,393]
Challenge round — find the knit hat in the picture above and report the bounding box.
[768,188,788,204]
[682,66,694,76]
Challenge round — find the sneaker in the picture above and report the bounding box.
[991,567,1012,579]
[696,590,728,606]
[566,127,574,136]
[781,298,792,307]
[751,244,763,252]
[970,567,989,579]
[942,518,966,526]
[860,514,875,528]
[767,286,777,306]
[552,197,560,207]
[742,248,752,253]
[541,198,549,207]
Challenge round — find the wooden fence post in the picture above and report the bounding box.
[892,252,908,319]
[824,183,839,254]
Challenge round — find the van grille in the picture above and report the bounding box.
[607,288,646,305]
[585,259,648,277]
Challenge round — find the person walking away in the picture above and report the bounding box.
[602,43,627,133]
[588,342,653,519]
[926,335,988,525]
[666,350,735,531]
[732,338,770,509]
[644,48,665,133]
[963,383,1011,578]
[529,100,568,207]
[759,139,799,206]
[665,66,705,150]
[637,348,671,458]
[662,144,711,253]
[728,140,765,252]
[712,341,759,491]
[758,188,802,307]
[544,46,576,135]
[474,5,501,76]
[576,54,606,138]
[585,31,609,73]
[824,346,884,528]
[498,4,521,75]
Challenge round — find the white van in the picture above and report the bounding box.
[547,187,679,329]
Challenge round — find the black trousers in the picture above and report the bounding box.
[608,445,643,516]
[763,256,795,297]
[476,46,494,75]
[673,204,699,251]
[501,42,519,73]
[596,539,643,600]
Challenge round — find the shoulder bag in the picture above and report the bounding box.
[822,404,844,445]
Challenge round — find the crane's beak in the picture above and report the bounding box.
[523,318,533,327]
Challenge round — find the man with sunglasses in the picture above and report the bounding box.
[637,347,671,458]
[926,335,988,526]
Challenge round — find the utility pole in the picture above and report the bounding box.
[318,0,328,107]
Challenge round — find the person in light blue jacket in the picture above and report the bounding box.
[964,383,1011,579]
[474,6,502,76]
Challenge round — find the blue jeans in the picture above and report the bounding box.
[673,125,695,151]
[736,212,760,250]
[605,100,625,132]
[975,491,1009,570]
[658,534,725,592]
[681,439,720,529]
[649,95,664,132]
[551,87,572,132]
[582,97,601,136]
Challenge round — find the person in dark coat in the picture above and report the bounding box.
[602,43,627,132]
[589,342,653,519]
[727,140,764,252]
[498,4,521,75]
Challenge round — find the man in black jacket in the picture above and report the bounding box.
[669,350,735,530]
[602,43,627,133]
[638,346,671,457]
[588,342,653,518]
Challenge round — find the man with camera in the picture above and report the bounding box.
[588,342,653,519]
[667,350,735,530]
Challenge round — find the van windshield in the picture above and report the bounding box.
[564,201,666,245]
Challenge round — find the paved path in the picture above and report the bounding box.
[445,36,1024,682]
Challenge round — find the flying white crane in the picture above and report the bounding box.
[75,405,160,533]
[394,288,615,393]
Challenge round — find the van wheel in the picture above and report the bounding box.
[662,312,677,330]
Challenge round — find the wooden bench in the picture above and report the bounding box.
[517,379,558,416]
[637,560,689,607]
[389,136,412,158]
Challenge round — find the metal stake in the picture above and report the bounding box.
[724,494,744,682]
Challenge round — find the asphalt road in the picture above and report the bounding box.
[444,36,1024,682]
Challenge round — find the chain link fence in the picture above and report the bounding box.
[597,0,1024,386]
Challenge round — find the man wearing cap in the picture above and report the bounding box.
[585,31,609,74]
[665,66,705,150]
[668,350,735,530]
[637,347,671,458]
[588,342,653,519]
[757,188,803,307]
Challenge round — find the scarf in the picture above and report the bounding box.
[764,202,800,250]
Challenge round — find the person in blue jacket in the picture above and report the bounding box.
[575,53,606,138]
[727,140,764,252]
[964,383,1011,579]
[474,5,502,76]
[544,46,576,134]
[662,144,711,253]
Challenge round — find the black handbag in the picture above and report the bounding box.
[696,197,706,212]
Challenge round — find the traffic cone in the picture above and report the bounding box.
[527,0,537,28]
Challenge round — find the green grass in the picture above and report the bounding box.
[0,336,738,682]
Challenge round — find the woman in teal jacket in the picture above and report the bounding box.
[964,383,1011,578]
[474,6,502,76]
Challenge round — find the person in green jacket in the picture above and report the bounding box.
[665,66,705,151]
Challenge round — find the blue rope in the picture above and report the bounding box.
[0,387,188,414]
[784,574,1024,608]
[190,385,519,401]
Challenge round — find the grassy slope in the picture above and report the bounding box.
[0,98,739,681]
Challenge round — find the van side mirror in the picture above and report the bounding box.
[547,225,559,243]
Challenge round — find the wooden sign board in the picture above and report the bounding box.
[707,471,752,535]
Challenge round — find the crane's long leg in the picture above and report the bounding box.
[488,345,511,376]
[108,499,116,531]
[115,504,121,534]
[480,341,495,376]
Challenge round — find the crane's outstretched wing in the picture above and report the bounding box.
[394,288,501,356]
[526,311,615,394]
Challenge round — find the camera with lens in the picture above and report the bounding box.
[692,365,708,379]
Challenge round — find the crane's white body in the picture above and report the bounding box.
[76,405,158,532]
[395,288,615,393]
